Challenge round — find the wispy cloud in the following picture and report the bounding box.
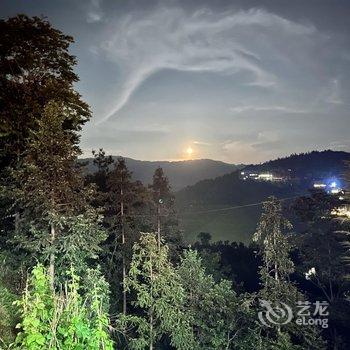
[221,131,282,163]
[222,140,265,163]
[193,140,211,146]
[328,140,350,150]
[86,0,104,23]
[95,7,315,124]
[327,79,343,104]
[230,105,308,114]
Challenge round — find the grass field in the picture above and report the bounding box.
[178,204,262,244]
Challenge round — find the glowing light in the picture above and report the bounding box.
[186,147,193,156]
[313,183,326,189]
[330,181,337,188]
[331,206,350,218]
[258,173,273,181]
[305,267,316,280]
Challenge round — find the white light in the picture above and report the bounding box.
[313,183,326,188]
[186,147,193,156]
[331,206,350,218]
[305,267,316,280]
[330,181,337,188]
[258,173,273,181]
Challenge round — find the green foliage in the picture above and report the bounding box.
[12,101,88,219]
[13,264,114,350]
[9,102,106,284]
[268,332,302,350]
[253,196,296,303]
[254,197,327,350]
[0,281,18,347]
[178,249,262,350]
[0,14,90,170]
[293,190,350,348]
[102,157,150,313]
[150,167,184,260]
[294,191,350,301]
[55,211,107,276]
[120,233,195,349]
[13,264,54,349]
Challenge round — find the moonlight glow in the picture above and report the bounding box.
[186,147,193,156]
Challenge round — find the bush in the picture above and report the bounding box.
[13,264,114,350]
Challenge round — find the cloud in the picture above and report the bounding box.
[95,7,315,124]
[229,105,308,114]
[327,79,343,104]
[222,140,264,163]
[87,0,104,23]
[220,129,287,163]
[193,140,211,146]
[328,140,350,150]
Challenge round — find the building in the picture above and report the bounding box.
[240,170,287,182]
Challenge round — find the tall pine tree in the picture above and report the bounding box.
[105,157,150,315]
[149,167,183,256]
[120,233,195,350]
[11,102,105,287]
[0,15,90,170]
[254,196,325,349]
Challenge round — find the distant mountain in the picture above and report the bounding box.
[81,157,242,191]
[176,150,350,243]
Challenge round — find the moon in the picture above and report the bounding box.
[186,147,193,156]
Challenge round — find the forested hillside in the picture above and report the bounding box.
[245,150,350,180]
[176,150,349,243]
[82,155,242,190]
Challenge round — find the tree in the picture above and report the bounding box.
[150,168,172,248]
[11,102,105,287]
[254,196,326,349]
[197,232,212,246]
[0,279,17,347]
[253,196,295,303]
[149,167,183,256]
[105,158,150,315]
[293,190,350,349]
[120,233,195,350]
[88,148,114,195]
[0,14,90,170]
[0,14,92,289]
[178,249,263,350]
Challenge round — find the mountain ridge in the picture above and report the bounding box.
[81,156,243,191]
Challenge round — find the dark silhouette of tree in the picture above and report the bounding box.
[0,14,90,170]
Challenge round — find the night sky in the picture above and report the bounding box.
[1,0,350,163]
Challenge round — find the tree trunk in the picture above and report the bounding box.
[49,223,55,290]
[149,310,154,350]
[157,202,161,251]
[121,184,127,315]
[274,263,278,281]
[332,327,338,350]
[14,212,20,234]
[273,227,278,282]
[149,253,154,350]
